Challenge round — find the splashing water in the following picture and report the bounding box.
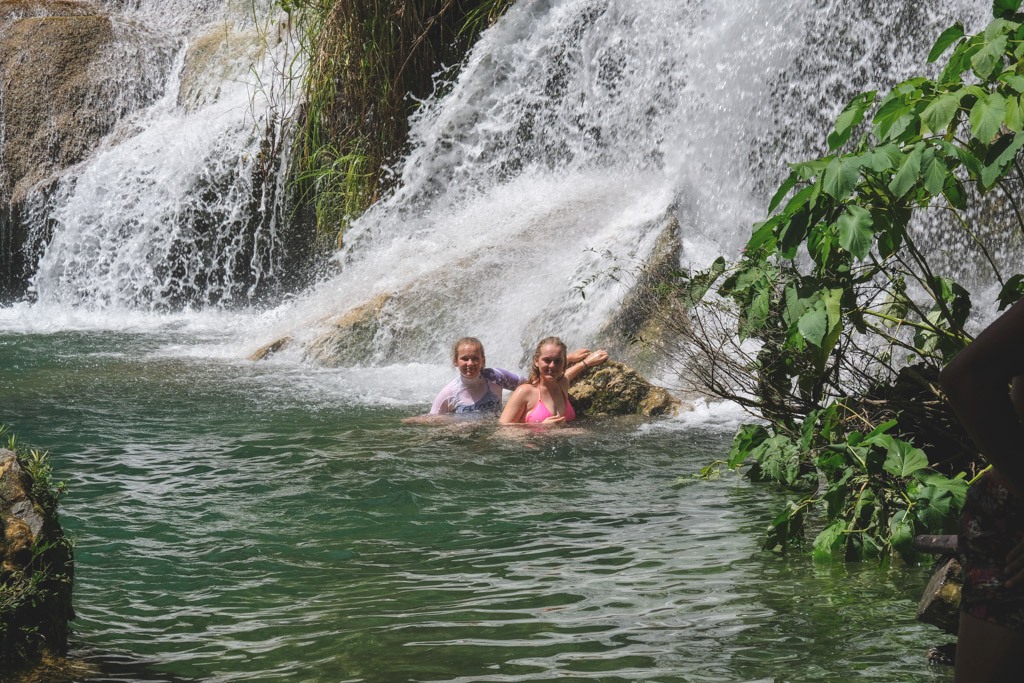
[11,0,993,364]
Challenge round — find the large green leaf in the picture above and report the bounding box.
[828,91,876,150]
[768,172,799,214]
[888,143,924,198]
[823,156,861,199]
[837,205,874,260]
[727,423,769,468]
[862,144,903,172]
[1006,94,1024,130]
[920,147,947,195]
[920,91,962,134]
[970,92,1007,141]
[812,520,847,562]
[797,302,828,347]
[882,439,929,477]
[873,94,914,141]
[971,33,1008,79]
[928,22,965,62]
[981,132,1024,187]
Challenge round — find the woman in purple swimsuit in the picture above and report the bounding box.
[940,298,1024,682]
[499,336,608,425]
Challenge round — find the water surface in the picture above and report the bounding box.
[0,327,954,682]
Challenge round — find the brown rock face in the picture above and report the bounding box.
[0,1,176,297]
[2,11,113,205]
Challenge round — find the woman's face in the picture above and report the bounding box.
[455,344,484,380]
[534,343,566,380]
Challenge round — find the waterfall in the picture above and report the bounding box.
[6,0,994,367]
[11,0,299,311]
[273,0,991,368]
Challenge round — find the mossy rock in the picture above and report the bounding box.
[0,448,74,670]
[570,360,682,417]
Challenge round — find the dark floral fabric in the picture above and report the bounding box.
[959,470,1024,632]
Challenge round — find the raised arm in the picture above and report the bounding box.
[565,349,609,383]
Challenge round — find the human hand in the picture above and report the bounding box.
[1006,537,1024,587]
[582,349,609,367]
[567,348,591,364]
[542,415,566,424]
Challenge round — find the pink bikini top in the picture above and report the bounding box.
[525,386,576,423]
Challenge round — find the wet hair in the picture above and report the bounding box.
[451,337,485,365]
[527,336,568,385]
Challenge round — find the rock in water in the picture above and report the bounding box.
[569,360,683,417]
[0,447,74,669]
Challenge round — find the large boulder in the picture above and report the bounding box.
[0,447,74,669]
[570,360,682,417]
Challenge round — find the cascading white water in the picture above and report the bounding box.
[20,0,298,311]
[271,0,992,368]
[11,0,995,369]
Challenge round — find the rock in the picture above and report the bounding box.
[249,335,293,361]
[595,213,687,374]
[303,293,394,366]
[569,360,683,417]
[917,555,962,635]
[0,447,75,667]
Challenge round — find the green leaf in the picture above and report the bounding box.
[888,143,924,198]
[971,33,1008,79]
[889,509,916,561]
[873,94,915,141]
[862,144,903,172]
[998,273,1024,310]
[823,156,862,199]
[812,520,846,563]
[918,473,969,508]
[882,440,929,477]
[829,91,876,150]
[837,205,874,260]
[920,147,947,195]
[993,0,1023,20]
[920,91,962,134]
[1006,94,1024,131]
[768,172,799,214]
[727,424,769,468]
[981,132,1024,187]
[999,73,1024,93]
[928,22,965,62]
[970,92,1007,141]
[797,303,828,347]
[741,287,772,340]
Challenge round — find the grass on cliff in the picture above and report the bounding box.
[282,0,515,248]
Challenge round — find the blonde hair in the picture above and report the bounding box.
[526,336,567,385]
[451,337,485,365]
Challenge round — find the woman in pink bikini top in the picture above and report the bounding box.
[499,336,607,425]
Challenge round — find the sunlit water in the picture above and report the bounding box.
[1,323,953,682]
